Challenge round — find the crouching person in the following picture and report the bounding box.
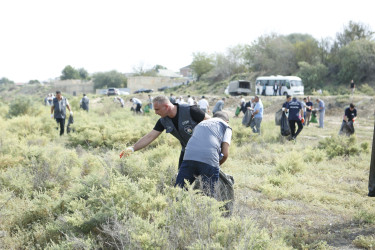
[175,111,232,197]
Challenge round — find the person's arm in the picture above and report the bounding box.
[133,130,161,151]
[204,113,211,120]
[220,142,230,165]
[50,106,54,117]
[67,104,71,112]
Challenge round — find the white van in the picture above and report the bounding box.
[228,80,251,96]
[255,76,304,96]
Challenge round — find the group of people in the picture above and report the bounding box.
[120,95,231,197]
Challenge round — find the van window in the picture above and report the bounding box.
[239,81,250,88]
[285,81,291,88]
[261,80,268,86]
[268,80,275,86]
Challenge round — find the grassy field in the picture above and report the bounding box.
[0,90,374,249]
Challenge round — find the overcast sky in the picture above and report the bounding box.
[1,0,374,82]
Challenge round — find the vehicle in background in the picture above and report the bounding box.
[228,80,251,96]
[119,91,130,95]
[107,88,119,96]
[255,75,304,96]
[134,88,153,94]
[158,86,170,91]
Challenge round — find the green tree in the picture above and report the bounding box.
[294,38,319,65]
[0,77,14,84]
[93,70,127,89]
[336,21,374,47]
[337,39,375,83]
[297,61,328,93]
[190,52,214,81]
[244,34,297,75]
[61,65,80,80]
[78,68,89,80]
[28,80,40,84]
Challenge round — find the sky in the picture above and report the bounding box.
[0,0,374,83]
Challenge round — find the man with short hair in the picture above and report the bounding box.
[212,98,225,114]
[175,111,231,196]
[169,93,176,104]
[286,96,304,140]
[339,103,357,135]
[198,96,210,113]
[187,95,194,106]
[305,96,313,126]
[120,96,210,167]
[130,97,142,114]
[316,98,325,128]
[250,96,263,134]
[80,94,89,112]
[273,81,278,96]
[51,90,72,136]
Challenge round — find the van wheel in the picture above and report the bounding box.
[283,92,288,96]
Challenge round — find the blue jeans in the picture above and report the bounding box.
[175,160,219,196]
[250,117,262,134]
[319,110,325,128]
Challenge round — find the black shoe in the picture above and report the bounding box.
[368,192,375,197]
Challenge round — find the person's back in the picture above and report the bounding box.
[212,99,224,114]
[184,117,231,167]
[198,97,209,112]
[287,98,302,121]
[81,95,89,111]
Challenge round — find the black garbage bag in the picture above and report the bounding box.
[193,170,234,217]
[280,112,291,136]
[341,121,355,136]
[275,109,283,126]
[67,114,74,133]
[242,109,253,127]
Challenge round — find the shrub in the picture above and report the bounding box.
[359,83,375,96]
[7,96,41,118]
[353,235,375,249]
[276,151,306,175]
[318,135,364,159]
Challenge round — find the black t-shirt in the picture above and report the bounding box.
[350,82,355,88]
[153,104,205,132]
[344,107,357,121]
[306,101,313,112]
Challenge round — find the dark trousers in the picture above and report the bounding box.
[289,120,303,138]
[175,160,219,196]
[178,150,185,169]
[136,104,142,113]
[56,118,65,136]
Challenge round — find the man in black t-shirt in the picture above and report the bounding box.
[339,103,357,135]
[350,80,355,95]
[120,95,210,167]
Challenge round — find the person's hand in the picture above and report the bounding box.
[70,111,73,115]
[50,114,54,118]
[282,107,285,111]
[119,147,134,158]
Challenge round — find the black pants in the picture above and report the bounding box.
[289,120,303,138]
[56,118,65,136]
[136,104,142,113]
[178,150,185,169]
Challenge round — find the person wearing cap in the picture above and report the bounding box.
[212,97,225,114]
[80,94,89,112]
[120,95,210,168]
[198,96,210,113]
[175,111,232,196]
[51,90,72,136]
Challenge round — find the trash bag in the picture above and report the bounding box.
[242,109,253,127]
[67,114,74,133]
[235,106,241,116]
[340,121,355,136]
[275,109,283,126]
[144,105,150,113]
[311,111,318,123]
[193,170,234,217]
[280,112,291,136]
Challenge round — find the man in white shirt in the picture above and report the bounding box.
[187,95,195,106]
[198,96,209,113]
[130,98,142,114]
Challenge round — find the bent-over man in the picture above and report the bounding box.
[175,111,231,197]
[121,96,210,167]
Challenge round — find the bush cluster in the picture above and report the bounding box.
[318,135,368,159]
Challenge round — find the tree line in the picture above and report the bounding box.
[190,21,375,93]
